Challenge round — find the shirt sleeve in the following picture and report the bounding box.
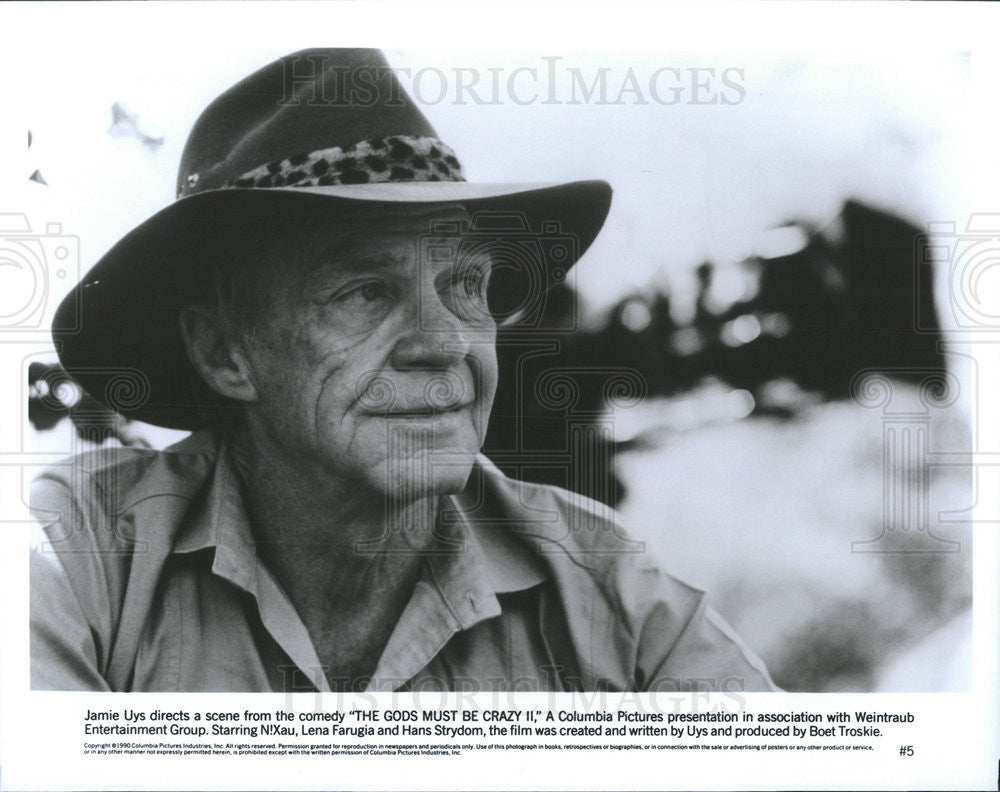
[30,543,111,690]
[29,474,113,691]
[634,567,779,692]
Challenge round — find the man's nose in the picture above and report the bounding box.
[391,290,471,370]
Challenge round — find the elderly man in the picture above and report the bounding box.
[30,49,775,693]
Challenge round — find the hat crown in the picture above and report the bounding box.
[177,49,439,197]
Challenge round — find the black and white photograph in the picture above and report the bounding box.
[1,2,997,790]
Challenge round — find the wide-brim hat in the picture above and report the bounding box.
[53,49,612,431]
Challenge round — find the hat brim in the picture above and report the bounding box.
[53,179,612,430]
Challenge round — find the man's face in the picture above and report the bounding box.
[236,207,498,500]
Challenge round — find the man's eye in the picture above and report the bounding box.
[460,268,489,301]
[359,282,387,301]
[337,281,389,304]
[462,272,481,296]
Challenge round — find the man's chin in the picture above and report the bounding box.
[376,447,477,502]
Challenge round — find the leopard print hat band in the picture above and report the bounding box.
[180,135,466,197]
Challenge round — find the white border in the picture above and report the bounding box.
[1,2,998,790]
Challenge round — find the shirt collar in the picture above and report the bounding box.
[443,486,548,595]
[172,432,259,592]
[170,431,547,600]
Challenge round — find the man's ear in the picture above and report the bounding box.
[178,307,258,403]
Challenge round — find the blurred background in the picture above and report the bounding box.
[16,48,973,692]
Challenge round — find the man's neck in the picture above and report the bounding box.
[226,426,440,667]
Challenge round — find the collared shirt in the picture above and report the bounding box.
[30,429,776,692]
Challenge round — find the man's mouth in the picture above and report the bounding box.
[356,373,477,417]
[375,402,472,417]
